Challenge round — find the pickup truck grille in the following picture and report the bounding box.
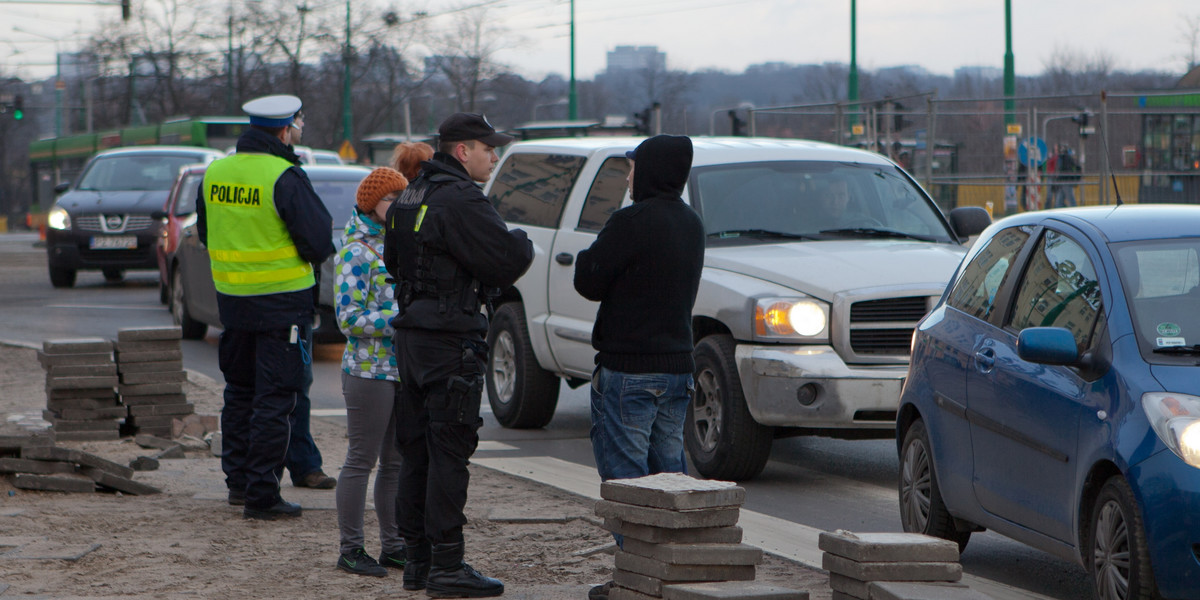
[839,294,936,361]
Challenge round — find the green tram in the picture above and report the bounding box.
[28,116,247,212]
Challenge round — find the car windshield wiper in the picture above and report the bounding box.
[819,227,939,242]
[707,229,812,240]
[1152,344,1200,355]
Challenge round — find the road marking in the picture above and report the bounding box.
[312,403,495,418]
[48,304,163,310]
[472,456,1054,600]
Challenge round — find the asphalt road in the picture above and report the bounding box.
[0,232,1093,599]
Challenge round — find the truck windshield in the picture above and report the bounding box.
[689,161,954,244]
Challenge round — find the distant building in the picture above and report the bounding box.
[606,46,666,74]
[954,66,1003,80]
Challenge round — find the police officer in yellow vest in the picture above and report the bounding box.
[196,94,335,520]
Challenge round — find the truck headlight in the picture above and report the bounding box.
[1143,392,1200,468]
[754,297,828,340]
[48,206,71,230]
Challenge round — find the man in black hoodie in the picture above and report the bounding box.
[574,134,705,496]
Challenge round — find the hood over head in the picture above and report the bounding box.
[630,134,692,203]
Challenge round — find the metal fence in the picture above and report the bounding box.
[744,89,1200,218]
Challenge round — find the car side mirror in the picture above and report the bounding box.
[53,182,71,195]
[948,206,991,242]
[1017,327,1079,365]
[150,210,168,220]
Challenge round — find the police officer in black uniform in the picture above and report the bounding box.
[384,113,532,597]
[196,95,335,520]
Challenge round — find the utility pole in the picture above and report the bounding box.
[1003,0,1014,125]
[226,1,234,114]
[848,0,858,129]
[568,0,577,120]
[341,0,353,147]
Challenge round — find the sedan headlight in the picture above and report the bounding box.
[754,297,828,340]
[47,206,71,230]
[1143,392,1200,468]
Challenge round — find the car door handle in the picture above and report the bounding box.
[975,348,995,370]
[555,252,574,266]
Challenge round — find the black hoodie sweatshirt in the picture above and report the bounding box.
[574,135,705,374]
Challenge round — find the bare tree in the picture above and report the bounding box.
[1041,45,1115,94]
[426,7,515,113]
[1181,13,1200,72]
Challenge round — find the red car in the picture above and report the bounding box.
[153,164,208,305]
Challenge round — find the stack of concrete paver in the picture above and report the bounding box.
[39,338,122,442]
[0,444,160,495]
[595,472,807,600]
[818,531,993,600]
[114,327,193,438]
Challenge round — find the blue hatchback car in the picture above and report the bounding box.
[897,205,1200,600]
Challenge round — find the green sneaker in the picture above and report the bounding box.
[378,548,407,569]
[337,547,387,577]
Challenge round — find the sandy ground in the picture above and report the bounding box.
[0,341,830,599]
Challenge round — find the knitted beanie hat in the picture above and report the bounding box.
[356,167,408,214]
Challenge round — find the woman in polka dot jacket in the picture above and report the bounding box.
[333,166,410,577]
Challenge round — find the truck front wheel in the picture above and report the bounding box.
[486,302,560,429]
[686,334,773,481]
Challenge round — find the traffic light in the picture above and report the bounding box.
[121,0,131,20]
[728,110,745,136]
[11,95,23,121]
[1071,110,1093,138]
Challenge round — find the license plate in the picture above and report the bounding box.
[90,236,137,250]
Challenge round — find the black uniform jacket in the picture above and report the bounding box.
[195,128,335,331]
[387,152,533,335]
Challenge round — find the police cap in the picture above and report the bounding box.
[438,112,514,147]
[242,94,302,128]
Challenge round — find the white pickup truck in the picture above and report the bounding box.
[482,137,989,480]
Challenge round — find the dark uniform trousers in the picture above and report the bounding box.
[392,327,487,546]
[219,324,311,509]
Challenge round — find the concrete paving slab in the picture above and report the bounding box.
[1,541,101,561]
[868,581,988,600]
[610,585,660,600]
[616,551,756,582]
[114,350,183,363]
[116,326,183,342]
[117,360,184,374]
[818,531,960,563]
[663,581,809,600]
[127,403,195,417]
[828,572,869,598]
[80,466,161,495]
[45,376,118,390]
[621,539,762,566]
[115,340,183,354]
[46,364,117,378]
[822,553,962,582]
[37,351,113,367]
[118,381,185,396]
[10,473,95,493]
[120,393,188,406]
[596,500,741,529]
[606,519,744,544]
[0,457,76,475]
[42,339,112,354]
[54,430,120,442]
[119,371,187,385]
[601,472,745,510]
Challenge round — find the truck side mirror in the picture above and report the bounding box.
[948,206,991,242]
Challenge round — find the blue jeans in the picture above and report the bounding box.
[589,366,693,483]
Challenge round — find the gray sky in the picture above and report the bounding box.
[3,0,1194,81]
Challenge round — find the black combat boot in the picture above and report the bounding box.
[425,541,503,598]
[403,541,432,591]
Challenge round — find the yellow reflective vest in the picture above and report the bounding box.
[202,154,315,296]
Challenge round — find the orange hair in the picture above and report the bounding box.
[390,142,435,181]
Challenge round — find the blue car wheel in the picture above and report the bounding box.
[1088,477,1157,600]
[899,419,970,553]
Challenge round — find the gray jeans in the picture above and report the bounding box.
[336,372,404,555]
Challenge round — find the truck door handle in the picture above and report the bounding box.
[975,347,995,371]
[555,252,574,266]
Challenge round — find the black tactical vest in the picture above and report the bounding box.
[387,174,484,316]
